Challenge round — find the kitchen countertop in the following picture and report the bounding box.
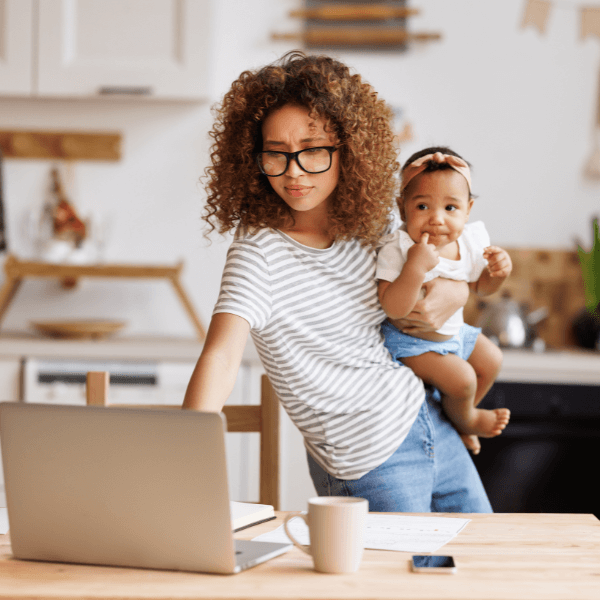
[0,332,262,365]
[0,333,598,385]
[498,348,600,385]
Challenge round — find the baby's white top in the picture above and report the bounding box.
[376,221,490,336]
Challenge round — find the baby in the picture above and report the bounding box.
[377,147,511,453]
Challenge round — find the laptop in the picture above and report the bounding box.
[0,402,291,574]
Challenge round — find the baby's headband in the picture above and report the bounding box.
[400,152,472,194]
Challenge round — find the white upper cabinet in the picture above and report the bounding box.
[0,0,211,100]
[0,0,34,95]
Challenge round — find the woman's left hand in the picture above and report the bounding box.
[397,278,469,334]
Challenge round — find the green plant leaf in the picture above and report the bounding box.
[577,217,600,314]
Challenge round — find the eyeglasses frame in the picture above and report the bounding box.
[256,146,339,177]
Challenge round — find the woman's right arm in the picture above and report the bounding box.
[182,312,250,412]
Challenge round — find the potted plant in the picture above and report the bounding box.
[573,217,600,350]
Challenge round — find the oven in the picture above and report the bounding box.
[472,380,600,518]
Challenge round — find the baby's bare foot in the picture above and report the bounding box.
[457,408,510,438]
[460,434,481,455]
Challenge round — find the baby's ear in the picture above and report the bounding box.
[466,198,474,218]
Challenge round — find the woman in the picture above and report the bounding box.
[183,51,492,512]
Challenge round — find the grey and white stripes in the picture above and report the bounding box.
[214,228,425,479]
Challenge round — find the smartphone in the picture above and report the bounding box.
[411,555,456,574]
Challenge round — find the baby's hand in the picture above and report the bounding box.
[483,246,512,278]
[407,233,440,273]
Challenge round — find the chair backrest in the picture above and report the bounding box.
[86,372,280,510]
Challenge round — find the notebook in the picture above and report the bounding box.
[231,501,276,532]
[0,402,291,574]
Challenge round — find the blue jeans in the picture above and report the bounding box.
[307,390,492,513]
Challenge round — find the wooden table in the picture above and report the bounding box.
[0,512,598,599]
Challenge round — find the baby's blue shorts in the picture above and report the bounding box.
[381,320,481,362]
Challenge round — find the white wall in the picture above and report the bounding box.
[343,0,600,248]
[1,0,598,509]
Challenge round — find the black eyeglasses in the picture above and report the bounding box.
[256,146,338,177]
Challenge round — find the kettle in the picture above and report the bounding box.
[476,291,548,349]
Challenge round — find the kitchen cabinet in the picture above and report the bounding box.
[0,1,34,95]
[0,0,211,100]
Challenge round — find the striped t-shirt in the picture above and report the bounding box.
[214,228,425,480]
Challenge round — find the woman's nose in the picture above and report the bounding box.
[285,155,304,178]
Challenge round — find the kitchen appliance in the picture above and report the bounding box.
[472,380,600,517]
[476,291,548,348]
[22,358,194,406]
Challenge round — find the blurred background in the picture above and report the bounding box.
[1,0,598,335]
[1,0,599,512]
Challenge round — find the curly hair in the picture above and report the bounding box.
[202,51,399,246]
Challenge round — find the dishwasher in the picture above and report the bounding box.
[21,358,195,406]
[15,358,257,504]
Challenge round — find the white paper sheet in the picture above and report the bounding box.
[253,513,470,553]
[0,508,8,535]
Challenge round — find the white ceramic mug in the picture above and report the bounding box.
[283,497,368,574]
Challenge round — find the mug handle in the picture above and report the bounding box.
[283,512,311,555]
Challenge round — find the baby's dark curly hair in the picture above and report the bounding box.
[202,51,399,246]
[400,146,475,200]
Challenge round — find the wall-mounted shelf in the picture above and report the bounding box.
[289,4,420,21]
[273,1,441,51]
[0,130,121,161]
[272,29,441,47]
[0,255,206,341]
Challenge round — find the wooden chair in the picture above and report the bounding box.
[86,371,280,510]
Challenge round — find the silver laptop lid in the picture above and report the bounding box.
[0,403,238,573]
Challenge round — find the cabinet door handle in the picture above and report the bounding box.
[98,86,153,96]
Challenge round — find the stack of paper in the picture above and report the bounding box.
[253,513,470,553]
[0,508,8,535]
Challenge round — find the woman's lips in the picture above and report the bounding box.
[286,186,312,197]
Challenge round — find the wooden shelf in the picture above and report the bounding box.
[273,1,441,50]
[272,29,440,47]
[0,255,206,341]
[0,130,121,161]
